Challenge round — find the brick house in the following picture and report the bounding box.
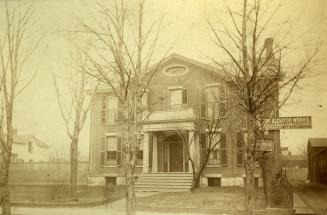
[88,53,268,190]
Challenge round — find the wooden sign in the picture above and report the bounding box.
[264,116,312,130]
[259,139,273,152]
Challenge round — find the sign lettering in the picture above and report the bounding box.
[264,116,312,130]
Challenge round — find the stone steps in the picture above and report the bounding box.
[135,172,193,192]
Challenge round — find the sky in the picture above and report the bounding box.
[1,0,326,157]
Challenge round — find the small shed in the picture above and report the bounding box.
[307,138,327,185]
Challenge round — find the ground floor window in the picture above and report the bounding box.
[100,135,122,166]
[208,177,221,187]
[207,132,227,166]
[105,177,116,186]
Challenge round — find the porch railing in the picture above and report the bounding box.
[271,174,293,208]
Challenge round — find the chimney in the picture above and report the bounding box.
[264,38,274,59]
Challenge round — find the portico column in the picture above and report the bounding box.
[143,133,149,173]
[152,135,158,172]
[188,130,194,173]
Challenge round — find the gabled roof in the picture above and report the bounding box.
[13,134,50,148]
[308,138,327,148]
[162,53,225,77]
[94,53,227,94]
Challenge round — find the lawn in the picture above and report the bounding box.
[136,187,265,213]
[8,185,126,205]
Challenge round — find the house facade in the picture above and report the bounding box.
[10,130,51,162]
[88,54,268,188]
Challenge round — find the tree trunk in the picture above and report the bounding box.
[190,153,210,191]
[259,158,268,207]
[120,100,136,215]
[125,168,136,215]
[265,130,281,207]
[0,150,11,215]
[245,157,255,215]
[191,173,202,191]
[70,138,78,200]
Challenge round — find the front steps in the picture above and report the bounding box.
[135,172,193,192]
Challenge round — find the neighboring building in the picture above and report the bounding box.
[88,53,278,189]
[282,154,307,168]
[281,146,291,156]
[10,130,51,162]
[307,138,327,185]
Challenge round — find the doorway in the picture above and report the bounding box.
[169,142,183,172]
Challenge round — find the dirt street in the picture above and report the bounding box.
[293,182,327,215]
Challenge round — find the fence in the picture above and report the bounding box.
[284,167,308,182]
[8,161,89,185]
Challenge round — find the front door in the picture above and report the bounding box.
[169,142,183,172]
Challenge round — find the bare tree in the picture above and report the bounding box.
[77,0,170,214]
[52,52,94,200]
[0,2,40,214]
[206,0,321,214]
[176,106,230,191]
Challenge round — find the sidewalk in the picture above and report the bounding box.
[293,193,316,215]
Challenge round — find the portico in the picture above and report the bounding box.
[142,130,198,173]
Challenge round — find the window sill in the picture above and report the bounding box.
[207,164,228,168]
[207,164,222,167]
[103,122,119,126]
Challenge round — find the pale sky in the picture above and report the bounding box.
[2,0,326,157]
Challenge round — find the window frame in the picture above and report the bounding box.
[237,132,244,166]
[204,83,227,118]
[107,96,118,124]
[206,131,227,167]
[105,135,118,166]
[99,134,122,167]
[169,86,188,111]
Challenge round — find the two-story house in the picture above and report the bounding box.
[88,53,268,190]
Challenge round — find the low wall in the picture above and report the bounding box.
[9,161,89,185]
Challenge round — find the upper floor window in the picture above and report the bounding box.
[101,96,118,124]
[170,87,188,110]
[205,84,226,118]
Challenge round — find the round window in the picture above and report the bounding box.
[163,65,188,76]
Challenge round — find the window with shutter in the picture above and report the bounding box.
[100,137,106,166]
[208,133,221,166]
[117,137,122,166]
[169,87,188,110]
[107,97,118,124]
[101,96,107,123]
[106,136,117,166]
[207,132,227,166]
[219,85,227,116]
[200,133,207,165]
[205,84,227,118]
[200,87,206,118]
[182,88,188,105]
[237,132,244,166]
[220,133,227,166]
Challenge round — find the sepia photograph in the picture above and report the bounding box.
[0,0,326,215]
